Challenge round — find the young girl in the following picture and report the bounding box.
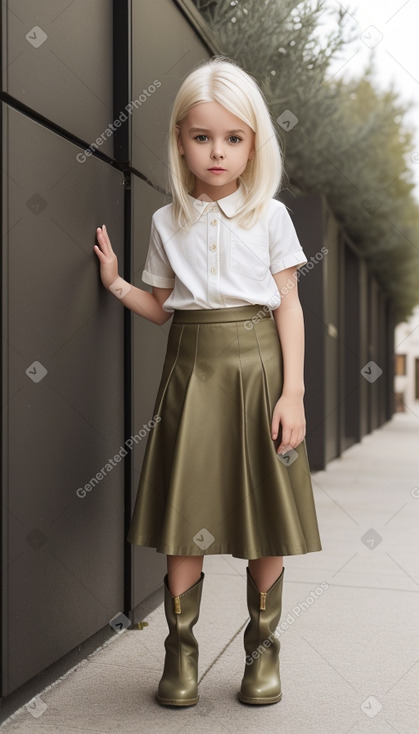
[94,56,322,708]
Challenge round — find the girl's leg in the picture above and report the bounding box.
[167,554,204,596]
[248,555,283,590]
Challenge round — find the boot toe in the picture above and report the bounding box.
[239,676,282,705]
[157,679,199,706]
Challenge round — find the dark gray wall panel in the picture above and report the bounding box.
[2,104,125,694]
[131,0,211,189]
[359,260,369,438]
[129,176,171,611]
[368,277,380,432]
[324,211,340,463]
[280,191,327,470]
[2,0,114,156]
[343,242,361,449]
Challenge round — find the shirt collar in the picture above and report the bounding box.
[186,181,247,223]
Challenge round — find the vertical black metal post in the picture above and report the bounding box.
[113,0,133,617]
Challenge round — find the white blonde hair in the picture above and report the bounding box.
[168,56,283,230]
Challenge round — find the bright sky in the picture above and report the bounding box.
[315,0,419,200]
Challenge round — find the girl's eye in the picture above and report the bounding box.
[195,134,208,142]
[229,135,242,144]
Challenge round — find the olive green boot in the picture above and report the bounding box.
[156,572,204,706]
[239,566,284,705]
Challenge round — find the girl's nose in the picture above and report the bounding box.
[211,142,225,159]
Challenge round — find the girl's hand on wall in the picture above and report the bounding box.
[94,225,119,288]
[271,395,306,455]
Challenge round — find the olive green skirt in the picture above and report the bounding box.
[127,304,322,559]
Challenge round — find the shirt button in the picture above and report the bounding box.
[210,244,217,251]
[210,219,218,226]
[210,267,216,274]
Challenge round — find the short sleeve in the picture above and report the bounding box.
[269,202,308,274]
[142,216,176,288]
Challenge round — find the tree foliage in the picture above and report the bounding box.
[192,0,419,321]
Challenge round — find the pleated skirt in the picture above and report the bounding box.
[126,304,322,559]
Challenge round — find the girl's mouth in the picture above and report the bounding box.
[208,167,227,173]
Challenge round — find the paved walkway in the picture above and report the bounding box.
[2,406,419,733]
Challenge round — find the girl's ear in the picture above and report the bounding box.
[176,126,184,155]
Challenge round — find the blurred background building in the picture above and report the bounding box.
[394,305,419,410]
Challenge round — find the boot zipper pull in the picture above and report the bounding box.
[174,596,181,614]
[260,592,267,611]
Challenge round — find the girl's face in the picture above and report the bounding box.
[176,101,255,200]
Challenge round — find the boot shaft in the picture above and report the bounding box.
[162,572,204,661]
[157,572,205,706]
[240,566,284,704]
[244,566,284,649]
[163,572,204,629]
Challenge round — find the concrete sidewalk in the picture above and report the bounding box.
[2,406,419,733]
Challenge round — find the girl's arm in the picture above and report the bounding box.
[270,266,306,454]
[94,225,173,325]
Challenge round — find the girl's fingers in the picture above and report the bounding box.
[279,433,291,452]
[96,228,104,248]
[285,430,295,450]
[271,407,280,439]
[100,224,114,252]
[277,427,304,453]
[94,239,112,264]
[94,237,106,258]
[275,420,291,453]
[93,243,105,261]
[96,228,113,258]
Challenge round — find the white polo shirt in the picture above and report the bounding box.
[142,182,308,312]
